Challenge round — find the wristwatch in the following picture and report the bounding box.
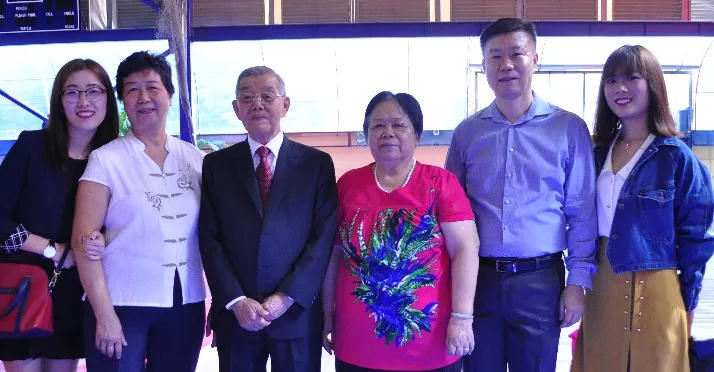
[43,240,57,259]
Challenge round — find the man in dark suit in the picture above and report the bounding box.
[199,66,338,372]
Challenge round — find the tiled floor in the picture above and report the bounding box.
[191,325,584,372]
[1,262,712,372]
[193,263,714,372]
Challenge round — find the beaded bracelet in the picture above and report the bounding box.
[451,312,474,319]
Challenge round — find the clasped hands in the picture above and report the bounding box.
[232,292,294,331]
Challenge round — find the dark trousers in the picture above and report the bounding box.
[83,271,206,372]
[335,358,462,372]
[214,312,322,372]
[462,260,565,372]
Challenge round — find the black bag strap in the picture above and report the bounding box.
[0,276,31,317]
[48,244,71,294]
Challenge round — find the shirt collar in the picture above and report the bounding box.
[479,91,554,125]
[248,131,284,158]
[652,135,679,147]
[125,129,172,152]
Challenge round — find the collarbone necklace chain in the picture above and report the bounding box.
[374,158,416,192]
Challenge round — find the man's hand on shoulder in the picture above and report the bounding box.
[231,298,271,331]
[262,292,294,321]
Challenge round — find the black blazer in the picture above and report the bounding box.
[198,137,337,339]
[0,130,83,272]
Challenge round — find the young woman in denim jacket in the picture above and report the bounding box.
[571,45,714,372]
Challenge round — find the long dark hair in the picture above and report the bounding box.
[45,59,120,168]
[592,45,680,147]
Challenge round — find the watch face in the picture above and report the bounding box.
[44,246,57,258]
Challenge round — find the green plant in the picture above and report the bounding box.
[118,102,131,137]
[197,138,228,152]
[196,138,218,151]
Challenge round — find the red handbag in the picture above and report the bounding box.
[0,247,70,339]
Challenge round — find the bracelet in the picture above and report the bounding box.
[451,312,474,319]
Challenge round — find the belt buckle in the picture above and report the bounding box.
[495,259,515,273]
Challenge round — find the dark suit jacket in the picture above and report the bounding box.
[0,130,82,272]
[198,137,337,340]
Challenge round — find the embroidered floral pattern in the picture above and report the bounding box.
[339,205,441,347]
[177,163,194,191]
[145,191,163,211]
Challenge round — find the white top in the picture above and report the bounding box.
[597,132,656,237]
[224,132,285,309]
[80,130,207,307]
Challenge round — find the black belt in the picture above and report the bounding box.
[479,252,563,274]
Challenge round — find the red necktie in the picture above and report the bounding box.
[256,146,273,205]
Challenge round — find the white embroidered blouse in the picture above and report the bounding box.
[80,131,206,307]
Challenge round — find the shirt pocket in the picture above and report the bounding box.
[637,187,675,243]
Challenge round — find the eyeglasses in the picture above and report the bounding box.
[61,88,107,103]
[238,92,284,104]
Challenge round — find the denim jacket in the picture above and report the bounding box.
[594,136,714,312]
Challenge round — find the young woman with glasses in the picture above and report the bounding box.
[0,58,119,372]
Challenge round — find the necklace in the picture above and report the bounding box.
[374,158,416,193]
[622,137,647,149]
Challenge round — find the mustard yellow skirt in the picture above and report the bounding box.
[571,237,689,372]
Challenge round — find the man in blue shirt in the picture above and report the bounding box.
[445,18,597,372]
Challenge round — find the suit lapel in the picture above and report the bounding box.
[266,138,299,213]
[230,140,264,218]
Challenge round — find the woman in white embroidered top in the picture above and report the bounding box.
[71,51,207,372]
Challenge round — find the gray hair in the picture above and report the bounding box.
[235,66,287,97]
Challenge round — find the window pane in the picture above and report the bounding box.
[695,93,714,130]
[335,38,410,132]
[584,73,602,105]
[192,40,262,135]
[475,73,494,111]
[408,38,470,130]
[548,73,584,119]
[664,74,692,132]
[0,41,182,137]
[583,102,597,132]
[532,73,550,102]
[0,95,44,140]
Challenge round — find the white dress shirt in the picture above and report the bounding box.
[597,132,656,237]
[225,132,285,309]
[80,131,207,307]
